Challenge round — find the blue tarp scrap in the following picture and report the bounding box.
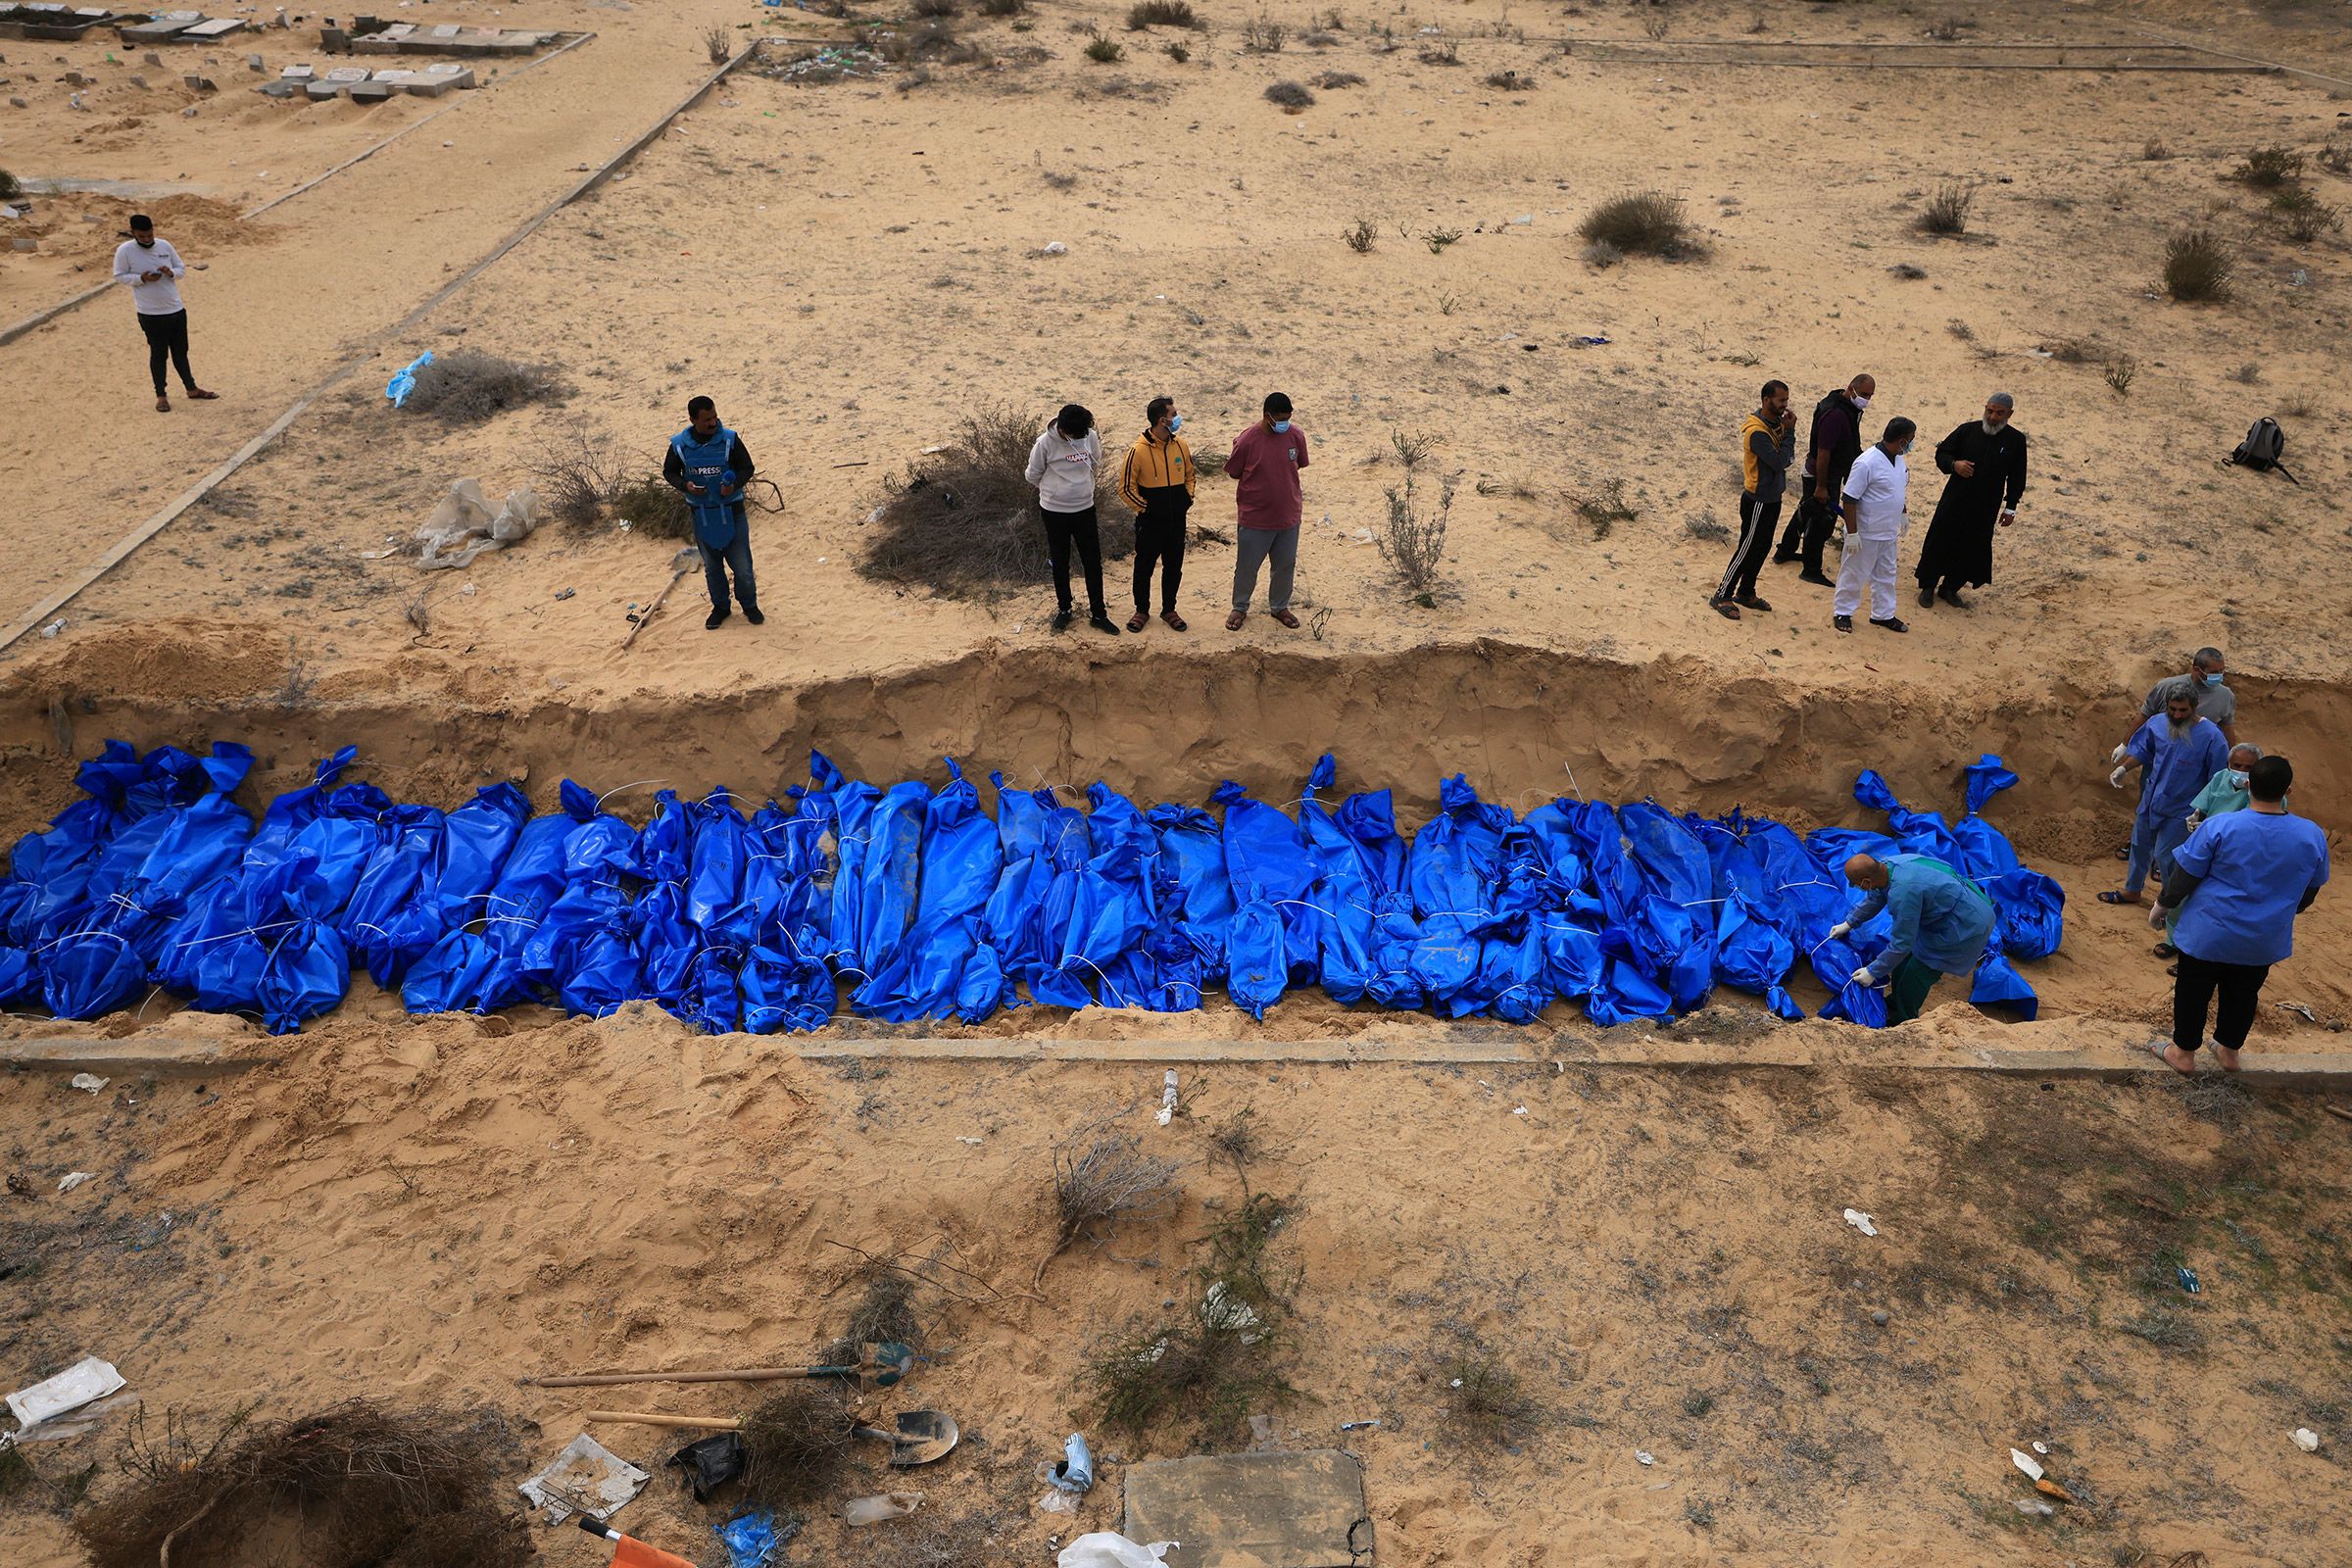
[0,743,2067,1034]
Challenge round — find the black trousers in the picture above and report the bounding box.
[1132,494,1189,613]
[1775,489,1838,574]
[1714,492,1780,602]
[138,309,196,396]
[2172,950,2271,1054]
[1043,504,1104,614]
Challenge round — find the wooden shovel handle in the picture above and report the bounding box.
[584,1410,744,1430]
[531,1366,856,1389]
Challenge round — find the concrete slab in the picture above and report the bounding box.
[184,17,246,39]
[303,76,343,99]
[1124,1450,1373,1568]
[0,1037,270,1078]
[349,80,392,102]
[402,74,455,96]
[119,15,203,45]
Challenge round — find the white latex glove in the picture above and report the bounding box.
[1851,965,1878,987]
[1826,921,1851,942]
[2110,743,2129,765]
[2109,765,2129,789]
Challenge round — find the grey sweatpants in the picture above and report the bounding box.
[1231,525,1298,612]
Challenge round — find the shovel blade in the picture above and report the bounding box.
[889,1410,958,1467]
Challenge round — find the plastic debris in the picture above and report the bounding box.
[39,618,65,639]
[1843,1208,1879,1237]
[2293,1427,2321,1452]
[1340,1418,1382,1431]
[715,1510,788,1568]
[1156,1069,1179,1126]
[2031,1441,2048,1455]
[1635,1449,1655,1466]
[6,1356,125,1429]
[842,1491,923,1527]
[1050,1432,1096,1493]
[2014,1498,2054,1517]
[2177,1263,2201,1295]
[2034,1477,2077,1504]
[69,1073,109,1094]
[385,349,433,407]
[1042,240,1069,256]
[1058,1536,1178,1568]
[518,1434,648,1523]
[57,1171,96,1193]
[2010,1447,2044,1483]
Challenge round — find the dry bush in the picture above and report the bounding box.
[858,404,1127,599]
[2320,135,2352,174]
[2142,138,2173,161]
[1919,182,1973,235]
[877,20,979,64]
[738,1383,857,1510]
[1380,468,1454,602]
[1085,35,1125,62]
[911,0,961,14]
[1342,215,1377,253]
[1439,1345,1540,1442]
[841,1264,923,1348]
[2230,144,2304,188]
[1571,478,1638,539]
[74,1401,529,1568]
[1485,69,1535,90]
[1314,69,1365,87]
[528,426,691,539]
[1424,225,1463,253]
[1686,514,1731,542]
[1164,39,1191,61]
[979,0,1024,12]
[399,349,563,422]
[1242,15,1285,51]
[1126,0,1200,26]
[1923,15,1976,40]
[1642,9,1670,40]
[1418,35,1460,64]
[2103,356,2138,397]
[0,168,21,201]
[2271,185,2343,242]
[703,24,732,63]
[1583,238,1623,269]
[2229,362,2263,385]
[1579,189,1700,260]
[1264,78,1314,110]
[1390,427,1441,467]
[1085,1195,1300,1443]
[2163,227,2235,301]
[1042,1131,1182,1283]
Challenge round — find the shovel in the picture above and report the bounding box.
[526,1342,916,1390]
[619,547,703,650]
[584,1407,961,1468]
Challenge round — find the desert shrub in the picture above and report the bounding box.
[2229,362,2262,384]
[1485,69,1535,90]
[2141,138,2173,161]
[1418,35,1460,64]
[1085,35,1125,61]
[1264,78,1314,110]
[1919,182,1973,235]
[1642,9,1670,39]
[1686,514,1731,542]
[1380,468,1454,601]
[736,1383,857,1510]
[1439,1346,1539,1442]
[2103,356,2138,397]
[0,168,21,201]
[2162,227,2235,301]
[979,0,1024,13]
[399,349,563,422]
[1578,189,1699,259]
[1040,1130,1182,1284]
[528,427,693,539]
[1164,40,1190,60]
[859,405,1127,597]
[1923,15,1976,40]
[2230,144,2304,188]
[2319,135,2352,174]
[1242,15,1285,51]
[703,24,732,64]
[1391,428,1441,467]
[1424,226,1463,254]
[877,20,978,63]
[1086,1195,1300,1443]
[1583,239,1623,269]
[1342,216,1377,253]
[1126,0,1199,26]
[1314,69,1364,87]
[1571,478,1638,539]
[74,1402,530,1568]
[2272,185,2343,242]
[911,0,961,14]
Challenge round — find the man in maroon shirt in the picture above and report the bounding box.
[1223,392,1310,631]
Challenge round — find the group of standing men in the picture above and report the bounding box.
[1712,374,2028,631]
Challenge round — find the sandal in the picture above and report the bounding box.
[2145,1039,2196,1077]
[1225,610,1248,631]
[1126,611,1149,633]
[1270,609,1300,629]
[155,395,171,413]
[2096,890,2141,906]
[1160,610,1188,632]
[2152,942,2177,959]
[187,388,220,401]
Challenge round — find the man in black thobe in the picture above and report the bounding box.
[1914,391,2028,611]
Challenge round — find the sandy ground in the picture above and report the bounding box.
[4,1008,2352,1566]
[1,0,2351,1561]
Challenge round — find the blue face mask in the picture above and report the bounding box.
[2227,768,2249,789]
[1272,419,1292,434]
[1166,415,1182,433]
[2190,670,2213,688]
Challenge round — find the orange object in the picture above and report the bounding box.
[613,1537,698,1568]
[2034,1477,2078,1504]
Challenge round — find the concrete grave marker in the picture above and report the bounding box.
[1123,1450,1374,1568]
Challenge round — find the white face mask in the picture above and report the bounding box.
[2227,768,2250,789]
[1851,394,1872,410]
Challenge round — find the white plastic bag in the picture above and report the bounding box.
[1056,1534,1178,1568]
[490,485,541,543]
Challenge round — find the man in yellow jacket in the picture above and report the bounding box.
[1117,395,1197,631]
[1712,378,1793,620]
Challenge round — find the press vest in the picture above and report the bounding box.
[671,425,742,549]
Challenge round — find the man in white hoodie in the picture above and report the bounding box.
[1024,403,1118,635]
[113,214,219,414]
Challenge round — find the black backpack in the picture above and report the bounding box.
[2230,416,2299,485]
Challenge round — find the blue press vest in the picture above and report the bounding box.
[671,425,743,549]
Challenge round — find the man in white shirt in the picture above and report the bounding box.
[112,215,219,414]
[1835,416,1915,634]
